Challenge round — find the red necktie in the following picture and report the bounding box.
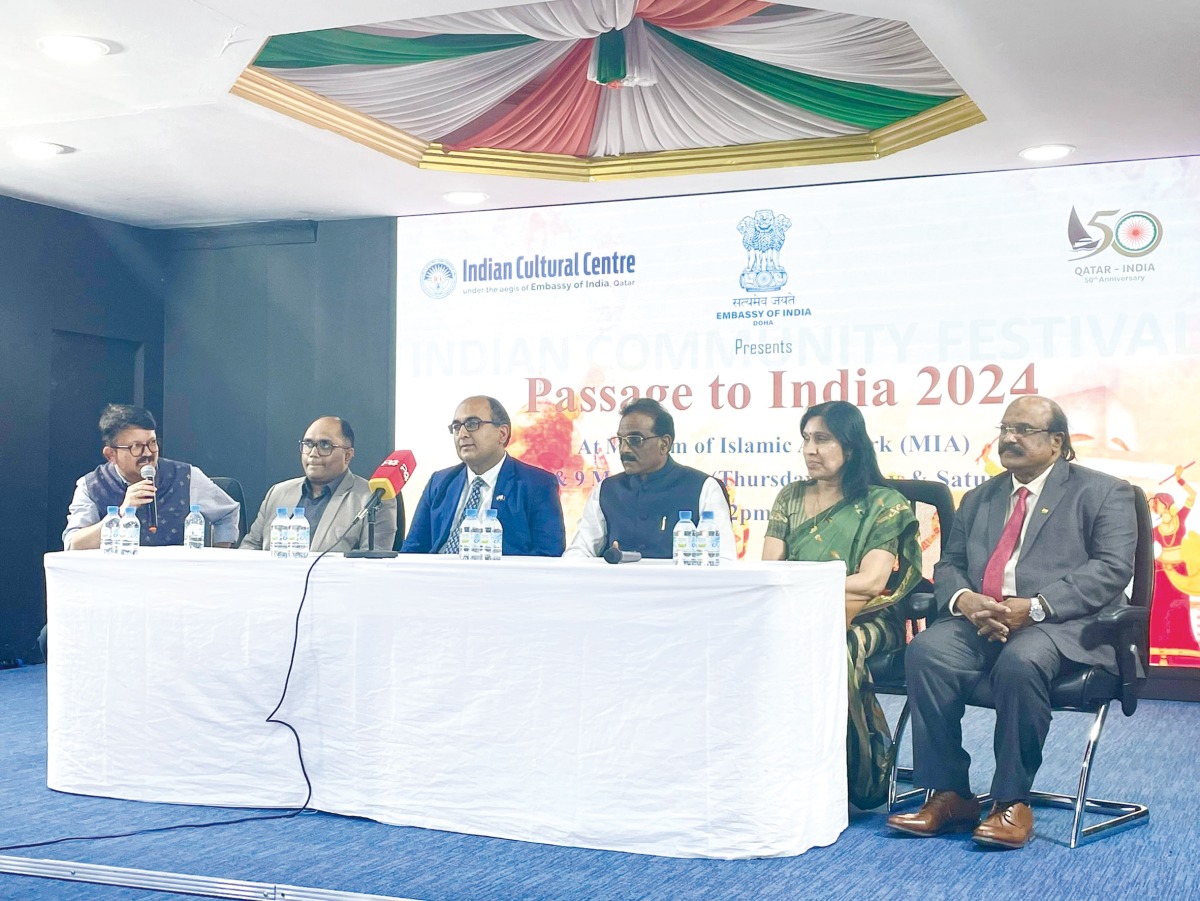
[981,486,1030,602]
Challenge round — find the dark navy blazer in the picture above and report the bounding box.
[401,454,565,556]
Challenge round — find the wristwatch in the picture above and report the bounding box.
[1029,594,1048,623]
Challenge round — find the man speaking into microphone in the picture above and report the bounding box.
[241,416,398,554]
[63,404,239,549]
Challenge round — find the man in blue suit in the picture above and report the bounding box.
[402,395,565,556]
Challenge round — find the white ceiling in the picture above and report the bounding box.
[2,0,1197,229]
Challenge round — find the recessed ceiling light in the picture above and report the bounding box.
[1019,144,1075,162]
[37,35,118,62]
[443,191,490,205]
[10,140,75,159]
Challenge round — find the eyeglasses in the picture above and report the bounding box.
[613,434,661,449]
[298,438,351,456]
[448,418,498,434]
[997,425,1050,438]
[110,439,158,456]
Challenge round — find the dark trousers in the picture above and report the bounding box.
[905,615,1079,802]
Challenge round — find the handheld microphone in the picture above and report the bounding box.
[603,544,642,565]
[351,450,417,526]
[139,464,158,533]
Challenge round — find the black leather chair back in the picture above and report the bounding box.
[869,479,957,687]
[210,476,248,544]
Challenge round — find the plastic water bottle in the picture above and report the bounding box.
[458,508,480,561]
[482,509,503,560]
[270,507,290,559]
[700,510,721,567]
[184,505,205,549]
[99,506,121,555]
[291,507,310,559]
[118,506,140,555]
[673,511,696,566]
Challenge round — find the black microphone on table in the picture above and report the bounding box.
[350,450,417,527]
[603,543,642,564]
[139,464,158,534]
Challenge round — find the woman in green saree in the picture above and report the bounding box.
[762,401,922,809]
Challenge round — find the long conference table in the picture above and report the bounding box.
[45,548,848,859]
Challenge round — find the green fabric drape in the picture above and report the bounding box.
[650,24,948,129]
[594,29,627,84]
[255,29,540,69]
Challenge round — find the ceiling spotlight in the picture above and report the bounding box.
[10,140,75,159]
[443,191,490,205]
[37,35,118,62]
[1018,144,1075,162]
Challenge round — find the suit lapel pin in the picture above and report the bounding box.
[495,494,505,502]
[1041,507,1050,514]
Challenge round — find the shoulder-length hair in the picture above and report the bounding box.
[800,400,887,500]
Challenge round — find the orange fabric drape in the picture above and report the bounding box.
[445,40,601,155]
[636,0,769,29]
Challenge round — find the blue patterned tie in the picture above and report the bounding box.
[443,476,486,554]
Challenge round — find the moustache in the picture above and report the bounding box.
[999,443,1024,455]
[620,454,637,463]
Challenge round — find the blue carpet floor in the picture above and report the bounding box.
[1,664,1197,900]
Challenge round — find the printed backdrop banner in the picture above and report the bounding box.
[397,156,1200,668]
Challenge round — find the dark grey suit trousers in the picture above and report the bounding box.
[906,615,1082,802]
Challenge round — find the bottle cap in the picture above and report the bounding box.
[465,508,478,518]
[276,507,288,516]
[107,506,119,515]
[294,507,305,516]
[678,510,692,520]
[190,504,201,513]
[486,509,499,518]
[701,510,715,521]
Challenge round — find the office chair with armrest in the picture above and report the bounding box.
[886,484,1153,848]
[210,476,248,545]
[869,479,956,808]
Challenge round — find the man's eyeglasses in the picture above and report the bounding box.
[613,434,660,449]
[448,418,498,434]
[110,439,158,456]
[997,425,1050,438]
[298,438,351,456]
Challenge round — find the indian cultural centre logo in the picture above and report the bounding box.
[420,258,457,299]
[736,209,792,292]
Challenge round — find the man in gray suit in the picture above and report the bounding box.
[887,395,1136,849]
[240,416,397,554]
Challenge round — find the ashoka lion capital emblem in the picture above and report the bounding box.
[737,209,791,292]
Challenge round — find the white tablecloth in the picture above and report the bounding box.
[46,548,848,858]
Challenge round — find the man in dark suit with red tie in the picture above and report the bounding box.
[887,395,1136,849]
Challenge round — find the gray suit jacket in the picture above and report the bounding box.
[933,457,1137,670]
[240,471,397,554]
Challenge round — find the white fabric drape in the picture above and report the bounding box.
[352,0,640,41]
[270,41,575,141]
[589,26,860,156]
[675,8,962,95]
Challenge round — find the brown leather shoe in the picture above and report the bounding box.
[886,791,981,837]
[972,801,1035,849]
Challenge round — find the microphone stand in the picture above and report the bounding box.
[345,493,398,559]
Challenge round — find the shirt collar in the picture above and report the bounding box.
[468,453,507,490]
[303,468,348,500]
[1009,461,1055,499]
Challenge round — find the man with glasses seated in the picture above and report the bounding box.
[63,403,239,549]
[401,395,565,556]
[565,397,735,560]
[241,416,396,553]
[887,395,1137,850]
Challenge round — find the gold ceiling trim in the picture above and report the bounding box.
[231,66,985,182]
